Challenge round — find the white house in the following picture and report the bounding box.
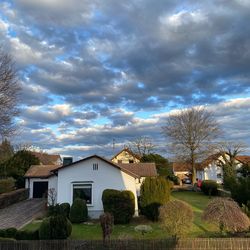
[111,148,141,164]
[25,155,157,218]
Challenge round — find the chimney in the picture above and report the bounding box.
[63,157,73,166]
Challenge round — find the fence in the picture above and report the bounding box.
[0,238,249,250]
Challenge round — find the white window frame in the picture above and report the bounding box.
[71,182,94,207]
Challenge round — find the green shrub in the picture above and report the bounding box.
[39,217,51,240]
[50,216,72,239]
[231,177,250,208]
[39,216,72,240]
[4,228,17,239]
[102,189,135,224]
[16,230,39,240]
[141,202,162,221]
[47,204,61,217]
[0,229,6,238]
[140,177,171,221]
[0,178,15,194]
[60,203,70,218]
[69,198,88,223]
[201,180,218,196]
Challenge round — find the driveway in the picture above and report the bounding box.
[0,199,46,229]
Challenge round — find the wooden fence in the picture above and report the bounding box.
[0,238,249,250]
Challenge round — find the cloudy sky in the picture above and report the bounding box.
[0,0,250,159]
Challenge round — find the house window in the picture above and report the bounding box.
[217,173,222,179]
[73,184,92,204]
[93,163,98,171]
[129,159,134,163]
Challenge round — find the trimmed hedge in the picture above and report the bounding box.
[0,188,29,209]
[0,228,39,240]
[39,216,72,240]
[69,199,88,223]
[102,189,135,224]
[60,203,70,218]
[201,180,218,196]
[139,177,171,221]
[0,178,15,194]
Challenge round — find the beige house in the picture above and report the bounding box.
[111,148,141,164]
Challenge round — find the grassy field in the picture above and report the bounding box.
[23,191,219,239]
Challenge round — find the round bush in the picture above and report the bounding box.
[69,198,88,223]
[102,189,135,224]
[201,180,218,196]
[39,216,72,240]
[159,200,193,238]
[60,203,70,218]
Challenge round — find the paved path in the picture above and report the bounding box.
[0,199,46,229]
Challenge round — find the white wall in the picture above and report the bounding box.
[57,157,138,218]
[25,178,49,199]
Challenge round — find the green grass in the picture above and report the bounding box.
[23,191,219,239]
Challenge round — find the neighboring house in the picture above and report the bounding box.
[111,148,141,164]
[25,155,157,218]
[31,152,62,165]
[173,162,202,181]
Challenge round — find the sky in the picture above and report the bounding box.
[0,0,250,159]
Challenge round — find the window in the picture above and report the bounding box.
[217,173,222,179]
[93,163,98,171]
[129,159,134,163]
[73,183,92,204]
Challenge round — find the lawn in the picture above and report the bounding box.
[23,191,219,239]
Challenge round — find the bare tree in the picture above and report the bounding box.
[128,136,155,157]
[202,197,250,234]
[162,107,220,183]
[0,49,20,138]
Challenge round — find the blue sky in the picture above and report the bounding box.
[0,0,250,159]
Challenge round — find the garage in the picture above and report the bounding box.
[33,181,48,198]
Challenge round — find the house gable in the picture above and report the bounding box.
[111,148,141,164]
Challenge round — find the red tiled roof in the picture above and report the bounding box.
[236,155,250,164]
[24,165,62,178]
[31,152,61,165]
[117,163,157,177]
[173,162,202,172]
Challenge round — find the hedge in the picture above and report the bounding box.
[0,188,29,209]
[102,189,135,224]
[0,178,15,194]
[0,228,39,240]
[201,180,218,196]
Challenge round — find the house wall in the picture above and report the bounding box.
[203,155,243,184]
[25,177,49,199]
[25,176,58,202]
[112,151,140,163]
[57,157,138,218]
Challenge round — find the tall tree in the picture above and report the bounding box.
[162,107,220,183]
[0,139,14,163]
[0,49,20,138]
[128,136,155,157]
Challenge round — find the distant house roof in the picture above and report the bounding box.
[24,165,62,178]
[30,152,61,165]
[173,162,202,172]
[201,153,223,168]
[111,148,141,161]
[117,163,157,177]
[236,155,250,164]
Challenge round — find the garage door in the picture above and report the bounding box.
[33,181,48,198]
